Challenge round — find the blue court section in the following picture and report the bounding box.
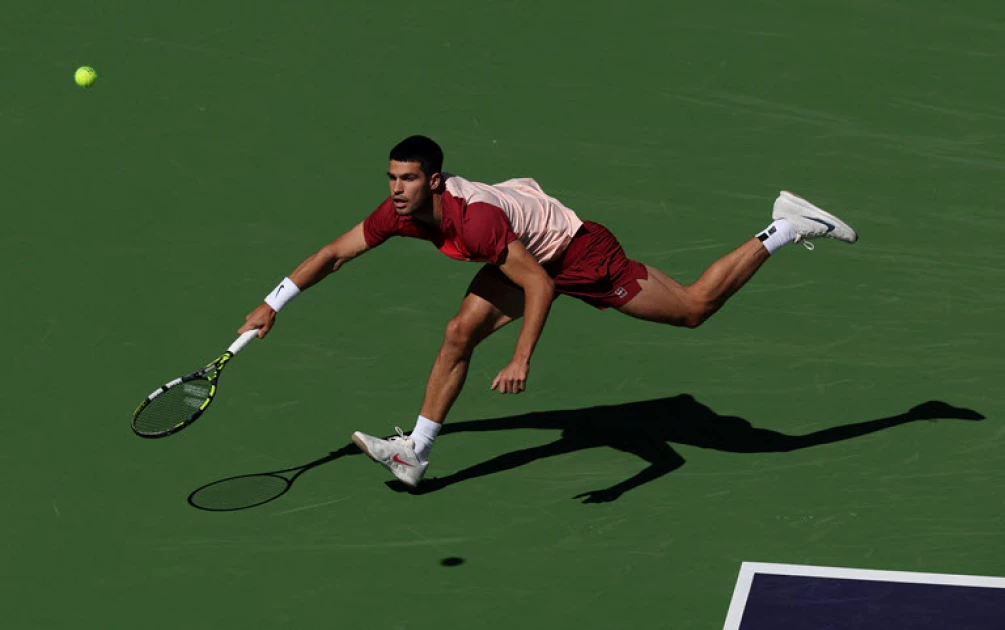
[734,568,1005,630]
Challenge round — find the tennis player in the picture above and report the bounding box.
[238,135,858,488]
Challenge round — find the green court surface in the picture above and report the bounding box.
[4,1,1004,628]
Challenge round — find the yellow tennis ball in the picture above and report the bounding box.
[74,66,98,88]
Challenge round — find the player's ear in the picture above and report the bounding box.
[429,172,442,191]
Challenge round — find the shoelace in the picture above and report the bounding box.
[792,235,815,251]
[390,426,408,443]
[390,427,418,456]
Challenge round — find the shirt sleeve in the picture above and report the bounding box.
[462,203,519,264]
[362,198,400,248]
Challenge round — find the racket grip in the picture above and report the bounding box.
[228,329,260,355]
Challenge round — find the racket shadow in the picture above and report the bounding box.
[188,444,360,511]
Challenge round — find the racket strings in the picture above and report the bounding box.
[133,380,213,435]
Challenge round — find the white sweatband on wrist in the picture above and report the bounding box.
[264,277,301,312]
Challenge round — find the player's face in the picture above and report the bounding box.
[388,160,435,216]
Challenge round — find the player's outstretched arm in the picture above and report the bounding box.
[239,222,371,338]
[286,222,371,291]
[491,240,555,394]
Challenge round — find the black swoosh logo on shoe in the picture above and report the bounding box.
[803,216,835,232]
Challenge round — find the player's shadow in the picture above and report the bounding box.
[188,396,983,509]
[399,397,984,503]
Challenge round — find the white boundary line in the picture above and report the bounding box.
[723,562,1005,630]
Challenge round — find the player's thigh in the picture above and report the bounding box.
[457,264,525,342]
[615,265,696,326]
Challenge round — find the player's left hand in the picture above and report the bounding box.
[491,359,529,394]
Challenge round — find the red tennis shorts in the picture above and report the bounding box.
[544,221,649,309]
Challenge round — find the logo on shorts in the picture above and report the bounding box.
[614,286,628,299]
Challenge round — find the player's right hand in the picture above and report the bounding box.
[238,303,277,338]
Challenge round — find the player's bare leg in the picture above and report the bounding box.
[618,239,769,327]
[619,191,858,327]
[420,270,525,423]
[352,266,523,486]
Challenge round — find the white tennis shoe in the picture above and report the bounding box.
[352,427,429,487]
[773,191,858,247]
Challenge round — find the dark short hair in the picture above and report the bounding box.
[389,135,443,176]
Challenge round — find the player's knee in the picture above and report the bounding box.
[680,311,708,329]
[681,290,716,329]
[443,315,480,353]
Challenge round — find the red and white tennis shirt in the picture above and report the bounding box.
[363,174,584,265]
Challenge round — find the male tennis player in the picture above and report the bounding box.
[239,135,858,488]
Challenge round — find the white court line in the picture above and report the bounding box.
[722,563,759,630]
[273,496,350,515]
[723,561,1005,630]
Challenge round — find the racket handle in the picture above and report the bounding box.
[228,329,260,355]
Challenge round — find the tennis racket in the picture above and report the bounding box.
[131,329,260,438]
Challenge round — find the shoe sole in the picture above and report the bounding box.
[352,432,381,463]
[777,191,858,243]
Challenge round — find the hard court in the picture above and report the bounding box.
[3,1,1003,628]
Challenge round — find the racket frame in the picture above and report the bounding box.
[130,329,258,439]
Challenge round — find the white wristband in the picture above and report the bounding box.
[264,277,301,312]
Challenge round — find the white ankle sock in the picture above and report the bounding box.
[756,219,797,254]
[410,415,441,462]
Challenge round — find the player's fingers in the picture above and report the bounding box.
[490,375,499,390]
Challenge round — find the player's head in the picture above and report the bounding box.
[390,135,443,176]
[387,135,444,216]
